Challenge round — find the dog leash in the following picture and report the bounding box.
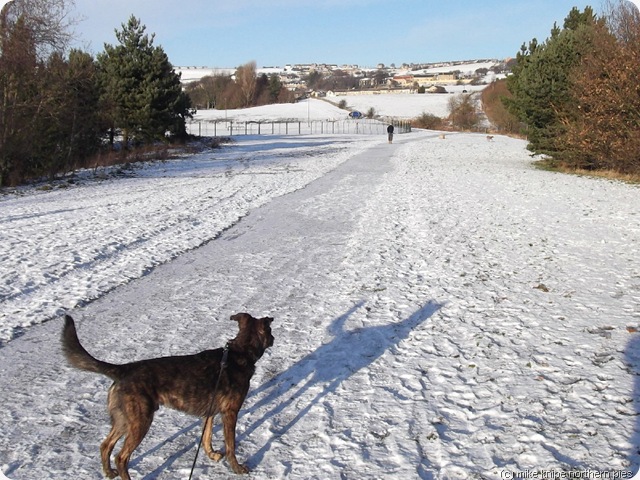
[188,343,230,480]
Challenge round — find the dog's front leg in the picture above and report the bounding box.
[202,416,223,462]
[222,411,249,474]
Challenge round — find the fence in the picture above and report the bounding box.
[186,118,411,138]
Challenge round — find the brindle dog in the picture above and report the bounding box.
[62,313,274,479]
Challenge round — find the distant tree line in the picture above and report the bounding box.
[185,61,295,110]
[505,1,640,174]
[0,1,193,186]
[304,69,361,92]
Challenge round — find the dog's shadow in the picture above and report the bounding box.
[241,300,442,468]
[136,300,442,478]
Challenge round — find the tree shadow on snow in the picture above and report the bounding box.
[627,334,640,476]
[240,300,443,471]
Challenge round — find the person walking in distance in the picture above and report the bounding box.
[387,124,394,143]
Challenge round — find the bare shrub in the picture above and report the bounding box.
[413,112,445,130]
[448,94,480,131]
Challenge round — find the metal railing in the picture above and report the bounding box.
[186,118,411,137]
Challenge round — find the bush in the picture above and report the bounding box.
[413,112,445,130]
[481,79,521,134]
[448,94,480,131]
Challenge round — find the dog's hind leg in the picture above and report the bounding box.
[114,401,154,480]
[101,387,126,478]
[202,416,223,462]
[101,424,124,479]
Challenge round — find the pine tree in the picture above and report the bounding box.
[65,50,104,169]
[504,7,599,157]
[34,50,102,178]
[0,16,39,185]
[98,16,190,147]
[268,74,283,102]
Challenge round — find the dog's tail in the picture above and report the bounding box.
[62,315,123,380]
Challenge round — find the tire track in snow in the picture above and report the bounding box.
[0,138,372,343]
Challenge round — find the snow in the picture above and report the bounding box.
[1,96,640,480]
[421,61,499,76]
[177,67,236,84]
[193,98,347,122]
[191,89,484,125]
[326,85,486,119]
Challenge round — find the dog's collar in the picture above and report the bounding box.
[224,340,261,366]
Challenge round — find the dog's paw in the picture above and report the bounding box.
[105,468,119,479]
[207,450,223,462]
[231,463,250,474]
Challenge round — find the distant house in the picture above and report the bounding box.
[434,72,459,82]
[392,75,415,87]
[392,72,459,88]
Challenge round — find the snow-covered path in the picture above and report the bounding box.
[1,131,639,479]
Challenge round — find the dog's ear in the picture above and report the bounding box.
[230,313,251,324]
[262,317,274,326]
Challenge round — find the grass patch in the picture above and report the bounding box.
[533,158,640,184]
[412,112,447,130]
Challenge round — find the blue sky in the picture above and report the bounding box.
[72,0,602,68]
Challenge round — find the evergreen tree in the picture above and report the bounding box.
[504,7,598,156]
[255,72,269,105]
[65,50,104,168]
[98,16,190,147]
[0,16,39,185]
[34,50,102,178]
[268,74,283,102]
[305,70,323,90]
